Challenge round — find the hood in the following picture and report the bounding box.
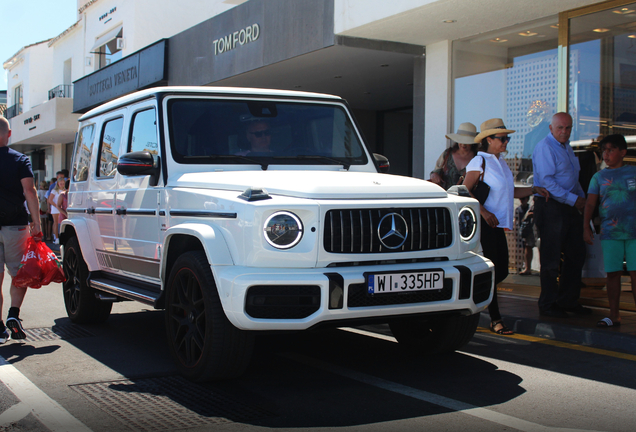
[173,170,447,199]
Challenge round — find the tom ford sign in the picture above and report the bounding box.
[213,24,260,55]
[73,40,167,113]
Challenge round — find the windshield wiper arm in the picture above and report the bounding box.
[184,154,268,170]
[273,155,350,170]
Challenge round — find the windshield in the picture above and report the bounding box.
[168,98,368,167]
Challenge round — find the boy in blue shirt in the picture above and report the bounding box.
[584,134,636,327]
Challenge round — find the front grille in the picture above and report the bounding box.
[245,285,321,319]
[347,278,453,307]
[323,207,452,254]
[473,272,493,304]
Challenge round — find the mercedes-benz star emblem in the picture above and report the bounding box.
[377,213,408,249]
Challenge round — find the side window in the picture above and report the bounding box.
[97,117,124,178]
[129,108,158,154]
[73,124,95,182]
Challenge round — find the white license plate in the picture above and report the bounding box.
[367,270,444,294]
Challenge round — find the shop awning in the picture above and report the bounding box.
[90,25,123,52]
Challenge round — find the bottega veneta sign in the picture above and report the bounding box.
[213,24,260,55]
[89,65,138,97]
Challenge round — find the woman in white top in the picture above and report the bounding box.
[463,118,549,335]
[48,177,66,244]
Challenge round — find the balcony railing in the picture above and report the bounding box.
[48,84,73,100]
[6,104,22,119]
[0,104,6,118]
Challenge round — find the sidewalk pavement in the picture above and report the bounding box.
[484,272,636,355]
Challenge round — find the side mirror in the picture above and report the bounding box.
[117,151,161,186]
[373,153,390,173]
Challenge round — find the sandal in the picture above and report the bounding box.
[597,317,621,328]
[490,320,514,335]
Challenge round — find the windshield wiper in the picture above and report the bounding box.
[184,154,268,170]
[273,155,350,170]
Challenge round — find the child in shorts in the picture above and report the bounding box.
[584,134,636,327]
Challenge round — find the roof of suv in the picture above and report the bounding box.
[79,86,344,121]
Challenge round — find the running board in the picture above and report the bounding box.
[88,274,161,306]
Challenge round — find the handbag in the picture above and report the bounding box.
[471,156,490,205]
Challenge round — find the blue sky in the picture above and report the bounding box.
[1,0,78,91]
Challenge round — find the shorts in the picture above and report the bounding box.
[0,226,30,277]
[601,239,636,273]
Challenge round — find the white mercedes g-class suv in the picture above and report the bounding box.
[61,87,493,380]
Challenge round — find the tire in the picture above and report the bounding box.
[389,313,480,354]
[62,237,112,324]
[165,251,254,381]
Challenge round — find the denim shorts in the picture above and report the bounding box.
[601,239,636,273]
[0,226,30,276]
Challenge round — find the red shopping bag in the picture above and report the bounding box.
[40,241,66,285]
[13,236,43,289]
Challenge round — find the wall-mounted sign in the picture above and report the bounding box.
[213,24,260,55]
[74,40,167,113]
[99,6,117,24]
[23,114,40,125]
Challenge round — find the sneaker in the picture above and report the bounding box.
[6,317,26,340]
[0,328,9,344]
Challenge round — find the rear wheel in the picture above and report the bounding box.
[389,313,479,354]
[62,237,112,323]
[165,251,254,381]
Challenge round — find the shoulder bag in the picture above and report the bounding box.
[471,156,490,205]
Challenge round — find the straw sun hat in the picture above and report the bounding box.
[445,122,478,145]
[474,118,515,143]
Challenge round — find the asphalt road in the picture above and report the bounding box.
[1,278,636,432]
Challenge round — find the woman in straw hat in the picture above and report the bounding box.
[430,122,478,190]
[463,118,549,335]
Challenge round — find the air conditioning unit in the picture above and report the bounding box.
[116,38,125,50]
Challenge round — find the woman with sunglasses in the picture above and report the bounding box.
[463,118,549,335]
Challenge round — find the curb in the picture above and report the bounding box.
[479,313,636,355]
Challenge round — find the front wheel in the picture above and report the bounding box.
[389,313,480,354]
[62,237,112,323]
[165,251,254,381]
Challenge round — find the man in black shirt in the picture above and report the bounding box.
[0,117,41,343]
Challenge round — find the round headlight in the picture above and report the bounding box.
[263,211,303,249]
[458,207,477,241]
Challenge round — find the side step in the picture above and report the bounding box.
[87,273,161,306]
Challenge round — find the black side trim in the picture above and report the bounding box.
[67,208,87,214]
[125,209,157,215]
[170,210,237,218]
[94,208,113,214]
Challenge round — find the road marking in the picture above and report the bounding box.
[283,351,597,432]
[475,328,636,362]
[0,355,91,432]
[0,402,30,424]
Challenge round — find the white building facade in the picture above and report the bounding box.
[4,0,635,184]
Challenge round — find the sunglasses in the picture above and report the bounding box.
[491,135,510,143]
[249,130,271,137]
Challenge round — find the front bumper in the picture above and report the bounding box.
[213,254,494,331]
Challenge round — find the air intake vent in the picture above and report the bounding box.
[324,207,452,253]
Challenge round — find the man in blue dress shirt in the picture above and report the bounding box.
[532,112,592,318]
